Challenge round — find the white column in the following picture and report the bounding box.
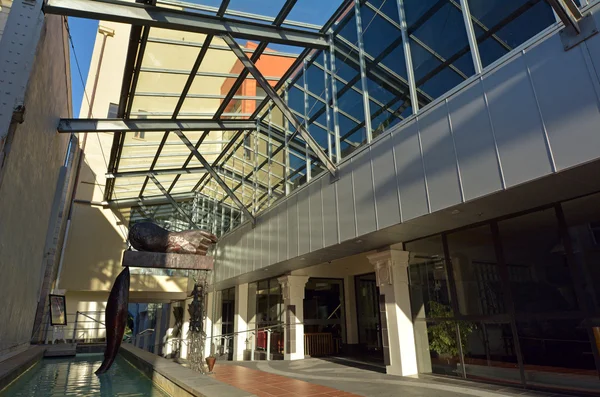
[344,276,358,345]
[180,298,191,359]
[367,249,418,377]
[204,292,214,357]
[233,283,249,361]
[163,304,175,357]
[278,275,309,361]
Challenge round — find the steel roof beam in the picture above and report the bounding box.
[57,118,258,133]
[43,0,329,49]
[106,166,207,179]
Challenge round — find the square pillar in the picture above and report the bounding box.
[278,275,309,360]
[204,291,214,356]
[180,298,192,359]
[367,249,418,377]
[233,283,249,361]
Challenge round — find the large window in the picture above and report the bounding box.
[249,277,284,356]
[406,201,600,391]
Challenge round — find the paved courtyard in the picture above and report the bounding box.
[212,358,579,397]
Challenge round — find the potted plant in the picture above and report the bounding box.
[427,301,475,364]
[205,354,217,373]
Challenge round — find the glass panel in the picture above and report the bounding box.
[404,1,475,104]
[498,208,579,314]
[360,1,411,136]
[517,318,599,391]
[355,273,383,360]
[463,322,520,385]
[447,225,506,316]
[467,0,556,68]
[406,235,453,319]
[562,193,600,314]
[414,320,462,377]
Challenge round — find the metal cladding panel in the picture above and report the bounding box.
[371,135,401,229]
[297,187,310,255]
[418,102,463,212]
[321,175,339,248]
[309,181,324,251]
[392,120,429,221]
[267,209,276,266]
[482,53,553,188]
[287,194,299,259]
[352,149,377,236]
[278,203,288,262]
[255,217,265,269]
[447,79,503,201]
[241,223,250,274]
[336,165,357,242]
[528,35,600,170]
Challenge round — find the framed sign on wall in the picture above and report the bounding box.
[49,294,67,326]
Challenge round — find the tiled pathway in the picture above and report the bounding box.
[210,364,359,397]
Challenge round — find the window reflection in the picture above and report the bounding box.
[498,208,579,314]
[404,1,475,101]
[467,0,555,68]
[447,225,506,316]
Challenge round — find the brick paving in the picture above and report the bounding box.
[210,364,360,397]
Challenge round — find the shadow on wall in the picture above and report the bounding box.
[59,159,191,294]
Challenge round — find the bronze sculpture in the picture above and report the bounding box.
[96,222,217,375]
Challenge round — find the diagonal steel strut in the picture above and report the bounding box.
[221,34,337,177]
[149,174,199,228]
[173,129,255,224]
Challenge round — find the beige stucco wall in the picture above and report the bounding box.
[59,23,240,298]
[0,14,72,357]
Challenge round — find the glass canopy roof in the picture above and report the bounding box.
[49,0,569,237]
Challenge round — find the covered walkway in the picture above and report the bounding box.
[212,359,578,397]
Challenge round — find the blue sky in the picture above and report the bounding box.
[68,0,343,117]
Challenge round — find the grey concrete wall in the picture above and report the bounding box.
[0,14,72,357]
[215,6,600,284]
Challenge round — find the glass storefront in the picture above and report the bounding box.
[249,277,284,357]
[406,198,600,392]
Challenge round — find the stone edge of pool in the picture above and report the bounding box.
[120,344,257,397]
[0,345,46,391]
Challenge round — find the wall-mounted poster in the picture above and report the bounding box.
[49,294,67,326]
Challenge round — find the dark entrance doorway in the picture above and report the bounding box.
[355,273,383,362]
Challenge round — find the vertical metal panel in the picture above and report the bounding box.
[371,135,401,229]
[447,80,503,201]
[392,120,429,221]
[337,165,357,242]
[528,36,600,170]
[352,150,377,235]
[418,102,462,212]
[278,203,289,262]
[309,181,324,251]
[321,176,339,247]
[482,54,553,187]
[287,194,299,259]
[297,187,310,255]
[392,121,428,222]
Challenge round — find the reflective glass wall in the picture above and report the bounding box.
[252,0,558,199]
[406,195,600,393]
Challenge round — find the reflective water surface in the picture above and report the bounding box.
[1,353,170,396]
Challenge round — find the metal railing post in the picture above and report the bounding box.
[250,331,255,361]
[266,329,272,361]
[71,311,79,343]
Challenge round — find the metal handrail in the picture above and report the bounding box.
[137,328,155,336]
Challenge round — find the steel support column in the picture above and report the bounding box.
[174,129,255,224]
[397,0,419,114]
[222,34,337,177]
[354,0,373,143]
[459,0,483,74]
[328,32,342,164]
